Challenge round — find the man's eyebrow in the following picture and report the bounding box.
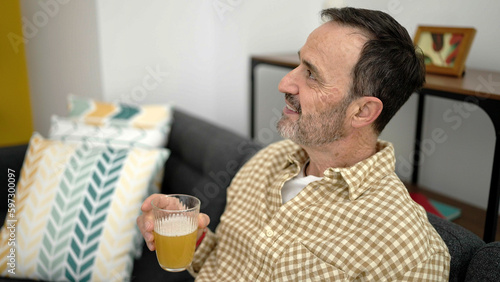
[297,50,321,79]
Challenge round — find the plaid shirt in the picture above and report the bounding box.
[189,140,450,281]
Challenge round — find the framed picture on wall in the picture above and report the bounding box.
[414,26,476,77]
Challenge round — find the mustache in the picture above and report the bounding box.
[285,93,301,114]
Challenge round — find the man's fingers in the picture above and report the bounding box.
[198,213,210,229]
[138,194,159,251]
[137,210,155,233]
[141,193,160,212]
[137,213,156,251]
[196,213,210,242]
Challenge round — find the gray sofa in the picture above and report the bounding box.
[0,110,498,281]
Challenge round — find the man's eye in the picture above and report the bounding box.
[307,70,315,80]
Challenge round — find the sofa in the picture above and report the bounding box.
[0,109,498,281]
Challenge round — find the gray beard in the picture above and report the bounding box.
[277,94,350,146]
[277,111,346,146]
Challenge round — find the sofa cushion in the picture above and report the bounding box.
[0,133,169,281]
[427,213,485,281]
[465,241,500,281]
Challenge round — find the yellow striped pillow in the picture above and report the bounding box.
[0,133,169,281]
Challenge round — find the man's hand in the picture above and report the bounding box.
[137,193,211,251]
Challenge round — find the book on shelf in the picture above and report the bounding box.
[429,199,462,221]
[409,192,462,221]
[410,192,445,218]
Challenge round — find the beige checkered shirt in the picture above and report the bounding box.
[188,140,450,281]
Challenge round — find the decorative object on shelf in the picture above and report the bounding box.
[413,26,476,77]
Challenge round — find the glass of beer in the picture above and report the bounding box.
[152,194,200,272]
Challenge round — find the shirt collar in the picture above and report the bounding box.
[285,145,309,168]
[285,140,396,201]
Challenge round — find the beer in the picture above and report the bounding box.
[152,194,200,272]
[154,216,198,271]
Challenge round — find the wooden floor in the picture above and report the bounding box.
[406,183,500,242]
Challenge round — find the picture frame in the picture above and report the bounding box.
[413,26,476,77]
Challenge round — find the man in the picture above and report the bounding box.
[137,7,450,281]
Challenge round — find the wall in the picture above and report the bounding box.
[0,0,33,146]
[95,0,325,136]
[20,0,103,136]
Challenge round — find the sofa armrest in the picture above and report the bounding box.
[427,213,485,281]
[465,241,500,281]
[0,144,28,222]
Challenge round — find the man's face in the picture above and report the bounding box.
[277,22,368,146]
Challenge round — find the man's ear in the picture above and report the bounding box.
[350,97,383,128]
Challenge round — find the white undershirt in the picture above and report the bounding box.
[281,160,323,204]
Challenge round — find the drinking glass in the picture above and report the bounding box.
[152,194,200,272]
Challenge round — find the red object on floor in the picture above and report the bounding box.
[410,192,445,219]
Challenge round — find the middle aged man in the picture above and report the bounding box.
[138,7,450,281]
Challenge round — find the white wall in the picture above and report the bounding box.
[21,0,500,210]
[95,0,325,136]
[21,0,103,135]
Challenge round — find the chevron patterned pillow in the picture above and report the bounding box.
[67,95,173,130]
[0,133,169,281]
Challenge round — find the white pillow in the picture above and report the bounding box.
[49,115,169,149]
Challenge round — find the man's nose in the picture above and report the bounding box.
[278,67,299,95]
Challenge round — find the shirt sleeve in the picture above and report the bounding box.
[187,228,217,277]
[395,250,450,281]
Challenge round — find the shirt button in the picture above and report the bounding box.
[265,227,274,237]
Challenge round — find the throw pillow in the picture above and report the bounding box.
[49,115,169,149]
[0,133,169,281]
[67,95,173,130]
